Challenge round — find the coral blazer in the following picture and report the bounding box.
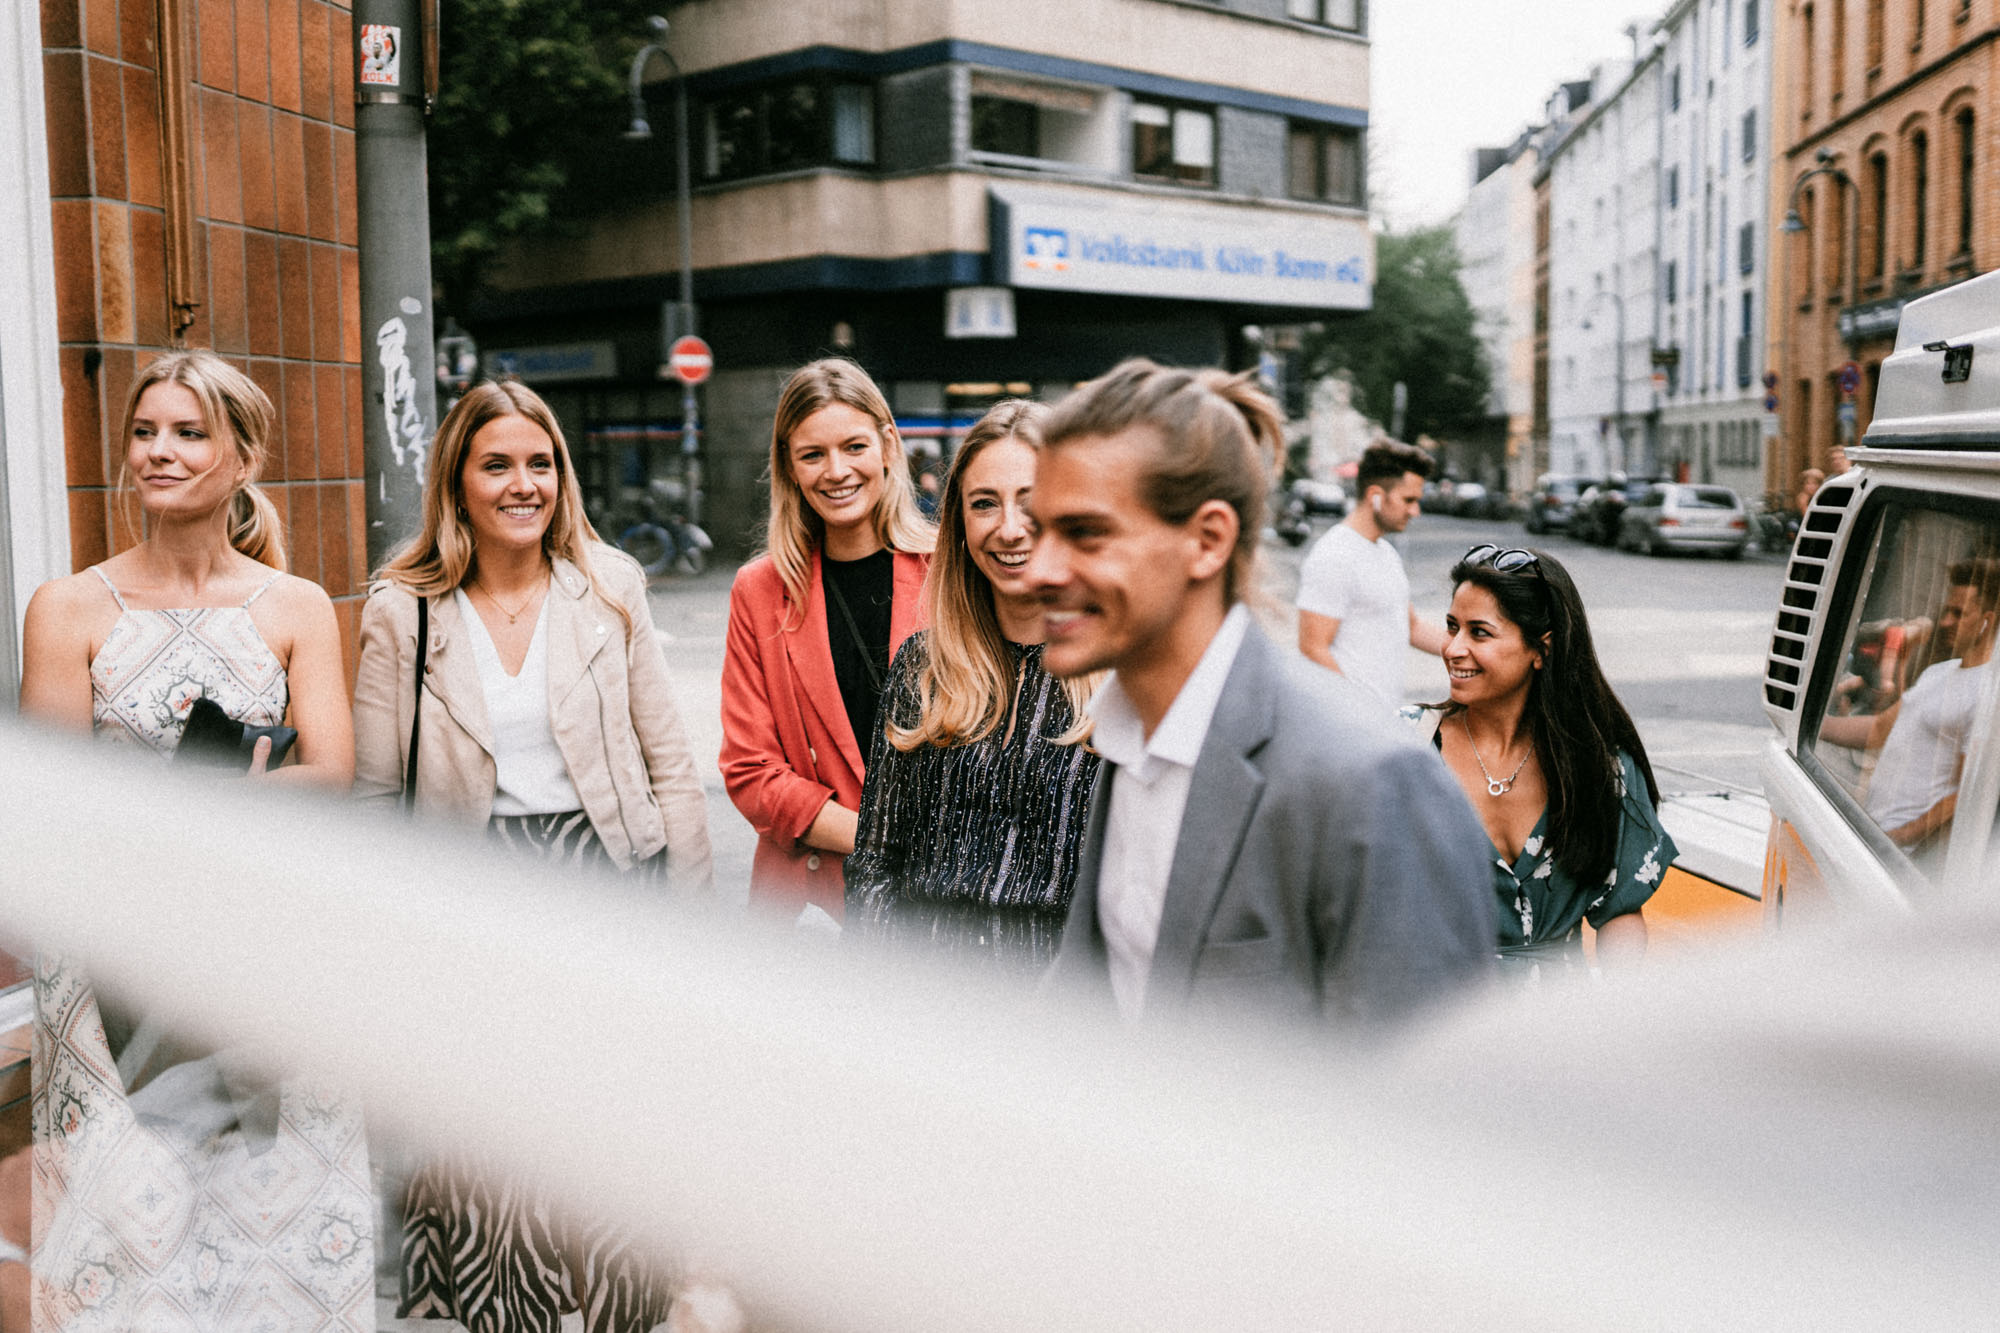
[720,547,928,917]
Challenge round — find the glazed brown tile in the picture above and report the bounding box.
[243,230,281,354]
[276,236,312,358]
[246,359,286,478]
[120,0,158,68]
[50,199,97,342]
[338,247,360,363]
[309,242,340,362]
[60,347,105,488]
[197,0,234,92]
[237,101,274,231]
[42,0,81,50]
[206,222,248,353]
[83,0,118,57]
[68,488,109,570]
[41,51,88,198]
[345,478,367,589]
[333,594,360,687]
[129,208,170,346]
[200,88,242,225]
[234,0,269,102]
[285,479,323,582]
[270,111,306,235]
[343,364,363,475]
[316,481,352,596]
[333,130,357,246]
[313,359,347,473]
[93,200,135,344]
[121,67,163,209]
[99,347,136,453]
[300,1,330,124]
[267,0,301,113]
[330,7,353,131]
[281,362,319,481]
[300,119,334,242]
[83,56,126,200]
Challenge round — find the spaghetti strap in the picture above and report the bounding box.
[89,566,130,612]
[243,571,283,609]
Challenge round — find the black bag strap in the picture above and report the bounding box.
[822,569,884,695]
[403,595,428,811]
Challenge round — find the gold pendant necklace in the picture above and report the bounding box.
[476,578,541,624]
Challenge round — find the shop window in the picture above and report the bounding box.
[1808,500,2000,880]
[1133,100,1215,186]
[1286,0,1363,32]
[1286,122,1362,205]
[698,77,876,182]
[973,96,1040,159]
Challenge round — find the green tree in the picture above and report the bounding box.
[428,0,660,309]
[1305,225,1491,443]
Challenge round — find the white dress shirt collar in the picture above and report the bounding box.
[1090,603,1253,780]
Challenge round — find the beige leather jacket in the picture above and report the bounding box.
[352,545,713,893]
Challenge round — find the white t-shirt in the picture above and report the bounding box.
[1865,657,1990,829]
[1296,523,1411,706]
[455,589,582,817]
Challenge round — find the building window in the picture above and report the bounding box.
[1665,258,1678,304]
[1667,164,1680,208]
[1956,107,1976,255]
[1286,122,1363,205]
[1132,100,1215,186]
[1740,221,1756,274]
[1867,0,1886,71]
[972,95,1040,158]
[1286,0,1364,31]
[1671,66,1682,111]
[1867,149,1890,279]
[1912,0,1926,50]
[1738,291,1755,389]
[1831,0,1847,101]
[1911,129,1929,268]
[1801,4,1816,118]
[1745,0,1760,44]
[1794,186,1816,302]
[1741,109,1757,162]
[698,78,876,182]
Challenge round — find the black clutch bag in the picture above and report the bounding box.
[175,696,299,772]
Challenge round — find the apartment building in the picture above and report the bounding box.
[1460,128,1554,497]
[470,0,1376,550]
[1770,0,1998,488]
[1658,0,1777,500]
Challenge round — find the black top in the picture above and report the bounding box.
[846,632,1102,974]
[821,548,894,755]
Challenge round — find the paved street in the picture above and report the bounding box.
[645,512,1785,905]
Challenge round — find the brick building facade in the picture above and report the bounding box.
[37,0,368,666]
[1771,0,1997,490]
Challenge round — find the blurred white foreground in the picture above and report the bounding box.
[2,722,1995,1330]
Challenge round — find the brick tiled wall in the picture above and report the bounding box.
[41,0,366,671]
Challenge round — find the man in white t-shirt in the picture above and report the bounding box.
[1296,440,1449,706]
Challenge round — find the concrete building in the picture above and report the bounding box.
[1657,0,1777,501]
[470,0,1376,552]
[1458,129,1550,498]
[1544,51,1669,483]
[1769,0,1997,491]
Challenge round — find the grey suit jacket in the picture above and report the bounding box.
[1056,624,1494,1028]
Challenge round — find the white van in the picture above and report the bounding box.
[1761,269,2000,918]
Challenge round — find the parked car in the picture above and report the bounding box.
[1449,481,1491,516]
[1571,476,1660,545]
[1523,474,1601,534]
[1289,477,1349,516]
[1616,483,1751,557]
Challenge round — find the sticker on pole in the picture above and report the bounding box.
[669,336,713,385]
[359,25,401,87]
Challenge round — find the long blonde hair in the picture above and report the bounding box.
[116,349,286,569]
[887,401,1096,751]
[376,380,621,619]
[761,358,935,619]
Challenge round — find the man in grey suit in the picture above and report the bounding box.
[1026,360,1493,1027]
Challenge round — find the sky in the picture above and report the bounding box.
[1368,3,1662,230]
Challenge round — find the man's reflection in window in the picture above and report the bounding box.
[1822,558,2000,852]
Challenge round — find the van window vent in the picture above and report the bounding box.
[1771,634,1806,662]
[1816,486,1854,509]
[1766,682,1797,709]
[1796,536,1833,561]
[1766,488,1845,723]
[1787,560,1825,587]
[1805,509,1844,533]
[1776,610,1811,636]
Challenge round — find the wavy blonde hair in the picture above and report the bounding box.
[116,350,286,569]
[887,400,1096,751]
[376,380,623,621]
[761,358,934,622]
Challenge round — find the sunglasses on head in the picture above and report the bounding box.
[1462,544,1542,574]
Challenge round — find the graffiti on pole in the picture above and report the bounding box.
[376,301,431,487]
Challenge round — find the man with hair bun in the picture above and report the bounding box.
[1296,439,1449,707]
[1025,359,1492,1029]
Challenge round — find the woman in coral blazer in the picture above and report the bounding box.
[722,358,934,917]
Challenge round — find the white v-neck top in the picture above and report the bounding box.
[455,588,580,816]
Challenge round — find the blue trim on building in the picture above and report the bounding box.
[683,40,1368,128]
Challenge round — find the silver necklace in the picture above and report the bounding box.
[1460,713,1530,797]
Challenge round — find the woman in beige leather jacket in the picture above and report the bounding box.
[351,379,709,1333]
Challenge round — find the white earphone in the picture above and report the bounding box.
[1371,493,1383,514]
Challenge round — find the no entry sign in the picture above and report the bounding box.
[668,335,713,385]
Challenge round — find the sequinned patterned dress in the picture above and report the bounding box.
[846,633,1101,972]
[31,567,375,1332]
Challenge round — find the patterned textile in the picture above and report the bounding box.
[31,566,375,1331]
[845,633,1102,973]
[398,812,672,1332]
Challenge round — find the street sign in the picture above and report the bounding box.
[668,335,713,385]
[1839,360,1861,395]
[1837,401,1858,426]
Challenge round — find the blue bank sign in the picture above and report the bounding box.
[992,186,1371,310]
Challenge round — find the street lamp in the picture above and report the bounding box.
[1782,148,1861,467]
[625,16,703,525]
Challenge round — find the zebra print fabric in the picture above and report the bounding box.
[397,810,673,1331]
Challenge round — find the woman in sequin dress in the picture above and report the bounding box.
[16,350,371,1329]
[846,401,1102,973]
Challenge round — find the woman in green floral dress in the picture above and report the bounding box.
[1405,544,1675,974]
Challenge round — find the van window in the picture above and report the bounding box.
[1809,499,2000,877]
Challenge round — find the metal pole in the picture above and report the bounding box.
[355,0,441,572]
